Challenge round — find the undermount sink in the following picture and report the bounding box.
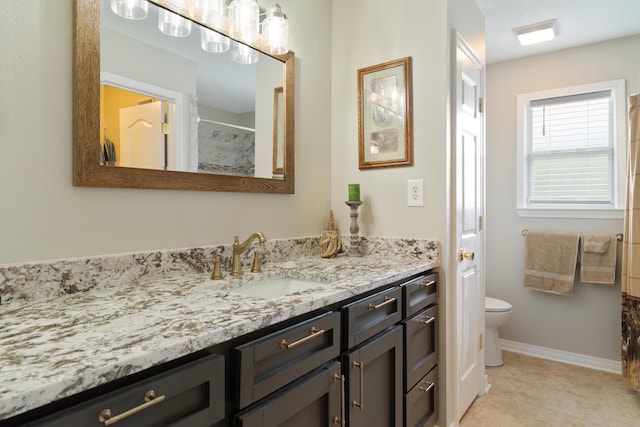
[228,277,327,299]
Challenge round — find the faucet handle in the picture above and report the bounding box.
[250,250,270,273]
[202,256,224,280]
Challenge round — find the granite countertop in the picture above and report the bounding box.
[0,253,437,421]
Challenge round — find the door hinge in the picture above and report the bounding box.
[479,97,484,114]
[479,215,484,231]
[480,333,484,350]
[162,122,170,135]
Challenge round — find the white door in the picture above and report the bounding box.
[454,33,485,421]
[119,101,165,169]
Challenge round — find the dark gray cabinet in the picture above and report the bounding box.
[344,326,403,427]
[235,311,341,410]
[235,361,343,427]
[342,286,402,348]
[26,354,225,427]
[404,304,438,392]
[405,366,438,427]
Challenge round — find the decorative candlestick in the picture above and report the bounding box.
[345,200,363,257]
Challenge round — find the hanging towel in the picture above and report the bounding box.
[580,234,617,285]
[524,231,579,296]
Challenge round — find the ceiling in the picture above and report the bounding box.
[474,0,640,64]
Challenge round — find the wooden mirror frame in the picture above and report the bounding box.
[72,0,295,193]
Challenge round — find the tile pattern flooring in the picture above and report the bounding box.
[460,351,640,426]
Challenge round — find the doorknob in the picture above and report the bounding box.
[458,250,475,261]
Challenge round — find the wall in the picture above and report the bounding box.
[330,0,449,243]
[486,34,640,362]
[0,0,333,265]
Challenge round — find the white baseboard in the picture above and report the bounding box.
[499,338,621,374]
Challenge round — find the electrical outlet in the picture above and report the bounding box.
[407,179,424,207]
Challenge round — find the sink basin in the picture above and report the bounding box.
[228,277,327,299]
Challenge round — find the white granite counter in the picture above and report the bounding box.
[0,250,438,421]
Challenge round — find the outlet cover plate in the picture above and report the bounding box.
[408,179,424,207]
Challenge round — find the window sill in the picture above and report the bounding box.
[515,208,624,220]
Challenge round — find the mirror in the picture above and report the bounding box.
[73,0,295,193]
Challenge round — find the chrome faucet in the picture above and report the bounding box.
[231,232,267,276]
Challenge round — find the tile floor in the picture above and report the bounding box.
[459,351,640,426]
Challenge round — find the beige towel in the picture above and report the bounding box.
[524,231,579,296]
[580,234,617,285]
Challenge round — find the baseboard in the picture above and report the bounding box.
[499,339,621,374]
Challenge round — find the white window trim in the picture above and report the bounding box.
[515,79,626,219]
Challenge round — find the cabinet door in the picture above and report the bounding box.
[404,304,438,391]
[236,361,343,427]
[236,311,341,409]
[405,366,437,427]
[29,354,225,427]
[345,326,403,427]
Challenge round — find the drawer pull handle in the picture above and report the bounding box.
[332,373,345,426]
[280,327,325,349]
[98,390,165,426]
[420,280,436,288]
[352,361,364,410]
[419,381,435,393]
[368,296,396,310]
[418,315,435,325]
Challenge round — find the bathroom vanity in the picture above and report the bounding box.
[0,241,439,426]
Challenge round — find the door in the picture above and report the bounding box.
[345,326,403,427]
[454,33,485,420]
[119,101,165,169]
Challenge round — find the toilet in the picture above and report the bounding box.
[485,297,512,367]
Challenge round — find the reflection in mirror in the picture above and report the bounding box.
[73,0,295,193]
[100,0,285,179]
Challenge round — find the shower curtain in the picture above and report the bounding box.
[622,93,640,391]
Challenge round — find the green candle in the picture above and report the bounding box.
[348,184,360,201]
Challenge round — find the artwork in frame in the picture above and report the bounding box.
[357,57,413,169]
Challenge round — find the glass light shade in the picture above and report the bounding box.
[158,9,192,37]
[110,0,148,20]
[262,4,289,55]
[191,0,227,30]
[229,0,259,44]
[201,27,230,53]
[232,41,258,65]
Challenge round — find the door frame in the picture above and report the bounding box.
[445,30,487,426]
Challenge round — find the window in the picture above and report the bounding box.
[516,80,626,218]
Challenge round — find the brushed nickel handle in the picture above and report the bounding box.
[280,327,325,349]
[419,381,435,393]
[332,373,345,426]
[98,390,165,426]
[458,250,475,261]
[368,296,396,310]
[418,315,435,325]
[352,361,364,410]
[420,280,436,288]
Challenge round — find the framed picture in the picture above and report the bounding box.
[358,57,413,169]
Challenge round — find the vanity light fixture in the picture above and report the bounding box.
[158,8,192,37]
[229,0,260,44]
[110,0,148,20]
[201,27,231,53]
[514,19,559,46]
[232,40,259,64]
[262,3,289,55]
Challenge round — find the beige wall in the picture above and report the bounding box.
[0,0,333,264]
[486,34,640,361]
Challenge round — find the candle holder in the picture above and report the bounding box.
[345,200,363,257]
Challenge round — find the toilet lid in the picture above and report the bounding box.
[486,297,512,312]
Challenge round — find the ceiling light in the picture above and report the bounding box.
[514,19,559,46]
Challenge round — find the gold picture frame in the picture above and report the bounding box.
[358,57,413,169]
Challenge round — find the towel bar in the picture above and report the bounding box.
[521,229,623,241]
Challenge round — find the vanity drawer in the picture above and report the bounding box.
[343,286,402,348]
[236,311,341,409]
[405,366,438,427]
[402,272,438,318]
[404,304,438,392]
[29,354,225,427]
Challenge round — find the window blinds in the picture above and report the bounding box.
[527,90,613,205]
